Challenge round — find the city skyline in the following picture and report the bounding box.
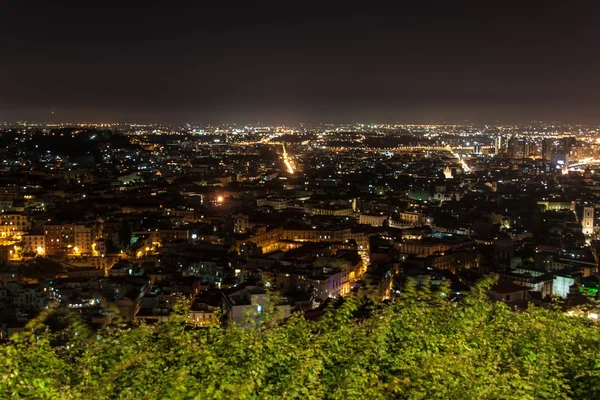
[2,2,600,124]
[3,3,600,398]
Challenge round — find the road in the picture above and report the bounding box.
[447,146,471,173]
[282,143,295,174]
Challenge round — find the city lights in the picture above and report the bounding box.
[2,2,600,395]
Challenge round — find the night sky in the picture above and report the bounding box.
[1,2,599,124]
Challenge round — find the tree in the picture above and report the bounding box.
[1,279,600,399]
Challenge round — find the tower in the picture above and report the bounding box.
[507,137,526,159]
[443,166,453,179]
[542,139,552,161]
[582,207,594,235]
[562,137,576,153]
[494,136,503,154]
[524,142,537,158]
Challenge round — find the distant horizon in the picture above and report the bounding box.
[3,106,600,127]
[1,116,599,128]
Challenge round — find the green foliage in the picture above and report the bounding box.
[2,279,600,399]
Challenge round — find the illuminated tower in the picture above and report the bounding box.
[524,142,537,158]
[443,166,453,179]
[494,136,503,154]
[582,207,594,235]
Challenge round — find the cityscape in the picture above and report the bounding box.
[1,121,600,326]
[3,2,600,399]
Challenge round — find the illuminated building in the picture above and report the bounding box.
[443,166,453,179]
[397,211,426,226]
[282,227,352,242]
[507,137,534,159]
[358,214,387,227]
[21,234,46,255]
[524,142,537,158]
[551,152,569,169]
[0,212,30,239]
[44,225,63,255]
[494,135,503,154]
[256,197,288,210]
[222,286,291,326]
[307,205,354,216]
[582,207,595,235]
[234,226,283,255]
[232,214,251,234]
[44,224,96,255]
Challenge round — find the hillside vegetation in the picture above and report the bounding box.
[2,280,600,399]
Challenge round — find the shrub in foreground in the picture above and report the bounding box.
[2,281,600,399]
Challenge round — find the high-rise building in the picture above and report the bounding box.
[542,139,553,161]
[562,137,576,153]
[524,142,537,158]
[508,137,526,158]
[494,136,503,154]
[551,152,569,168]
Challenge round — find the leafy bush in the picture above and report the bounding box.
[2,280,600,399]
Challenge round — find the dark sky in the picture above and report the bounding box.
[1,1,599,124]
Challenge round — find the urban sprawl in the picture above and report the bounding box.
[1,122,600,336]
